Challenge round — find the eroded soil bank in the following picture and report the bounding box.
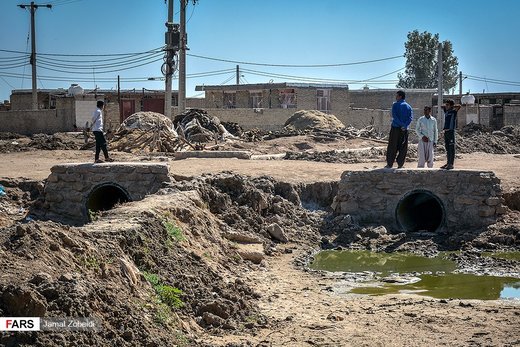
[0,172,519,346]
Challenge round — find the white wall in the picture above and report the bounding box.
[75,100,97,128]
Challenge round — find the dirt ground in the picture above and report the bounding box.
[0,132,519,346]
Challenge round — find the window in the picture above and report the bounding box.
[250,91,263,108]
[317,89,331,112]
[279,89,296,108]
[223,92,236,108]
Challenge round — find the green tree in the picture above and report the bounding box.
[397,30,458,93]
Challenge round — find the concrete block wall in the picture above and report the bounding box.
[349,90,435,110]
[504,104,520,125]
[190,108,295,131]
[0,109,74,135]
[296,88,317,110]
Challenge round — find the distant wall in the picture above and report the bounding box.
[504,104,520,126]
[0,109,74,134]
[349,90,435,110]
[170,107,392,133]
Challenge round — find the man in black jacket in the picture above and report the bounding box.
[440,99,460,170]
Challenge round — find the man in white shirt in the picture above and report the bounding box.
[91,100,114,163]
[415,106,438,168]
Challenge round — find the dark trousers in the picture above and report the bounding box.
[444,129,455,165]
[386,126,408,167]
[93,131,109,160]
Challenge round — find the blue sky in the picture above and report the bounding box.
[1,0,519,102]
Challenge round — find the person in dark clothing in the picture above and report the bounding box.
[385,90,413,169]
[91,100,114,163]
[440,99,460,170]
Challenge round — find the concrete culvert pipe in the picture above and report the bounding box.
[86,183,130,218]
[396,190,444,232]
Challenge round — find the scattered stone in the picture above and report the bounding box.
[267,223,288,243]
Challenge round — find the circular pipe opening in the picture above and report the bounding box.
[396,190,445,232]
[86,183,130,218]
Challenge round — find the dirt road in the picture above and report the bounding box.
[0,150,519,190]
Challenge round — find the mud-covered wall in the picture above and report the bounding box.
[332,169,506,232]
[44,162,170,223]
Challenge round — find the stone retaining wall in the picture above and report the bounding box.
[332,169,506,232]
[44,162,170,223]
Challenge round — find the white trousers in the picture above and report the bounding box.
[418,141,434,168]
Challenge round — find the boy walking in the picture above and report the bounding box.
[91,100,114,163]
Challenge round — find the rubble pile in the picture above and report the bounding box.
[28,134,82,151]
[0,133,84,153]
[457,124,520,154]
[242,125,384,143]
[284,147,387,163]
[110,110,241,153]
[110,112,180,153]
[173,108,237,144]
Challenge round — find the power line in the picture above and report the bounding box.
[37,56,164,75]
[187,53,404,68]
[0,47,164,57]
[49,0,83,7]
[37,51,164,70]
[240,67,404,84]
[0,76,15,89]
[0,68,237,83]
[464,74,520,86]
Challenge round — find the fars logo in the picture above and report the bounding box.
[0,317,40,331]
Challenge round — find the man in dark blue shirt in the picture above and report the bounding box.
[440,99,460,170]
[385,90,413,168]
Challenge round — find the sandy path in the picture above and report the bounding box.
[0,150,518,190]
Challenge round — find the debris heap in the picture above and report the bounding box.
[110,110,240,153]
[173,108,237,144]
[110,112,180,153]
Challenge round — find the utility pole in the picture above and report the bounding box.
[117,75,121,122]
[459,71,463,100]
[437,43,443,125]
[163,0,175,118]
[236,65,240,85]
[178,0,187,113]
[18,1,52,110]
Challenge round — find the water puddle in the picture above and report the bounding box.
[310,250,520,300]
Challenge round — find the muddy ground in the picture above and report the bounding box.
[0,128,519,346]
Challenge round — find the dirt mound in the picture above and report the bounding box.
[0,133,84,153]
[457,124,520,154]
[0,132,23,140]
[284,110,345,131]
[503,188,520,211]
[0,173,326,345]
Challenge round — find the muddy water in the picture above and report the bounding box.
[310,250,520,300]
